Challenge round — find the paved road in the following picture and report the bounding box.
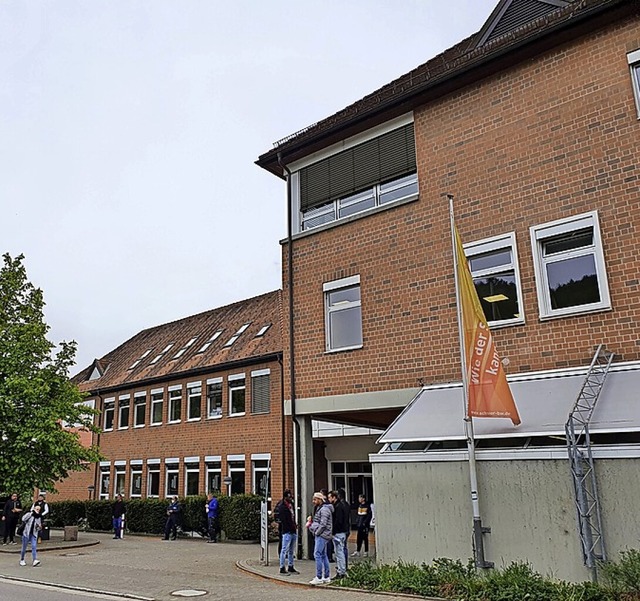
[0,533,409,601]
[0,578,136,601]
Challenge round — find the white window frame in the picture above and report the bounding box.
[251,369,271,414]
[147,462,160,498]
[228,374,246,417]
[628,49,640,119]
[114,464,126,496]
[530,211,611,320]
[197,330,223,354]
[150,389,163,426]
[99,464,111,499]
[103,398,115,432]
[165,461,179,497]
[133,392,146,428]
[464,232,525,328]
[251,455,271,500]
[324,275,363,352]
[227,456,246,496]
[206,378,223,419]
[130,464,143,498]
[118,395,130,430]
[168,385,182,423]
[184,458,200,496]
[206,457,222,494]
[187,382,202,421]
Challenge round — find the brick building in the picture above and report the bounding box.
[256,0,640,578]
[55,290,292,506]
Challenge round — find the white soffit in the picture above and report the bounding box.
[378,366,640,443]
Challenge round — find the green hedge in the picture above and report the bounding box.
[48,494,262,540]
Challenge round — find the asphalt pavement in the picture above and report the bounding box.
[0,531,428,601]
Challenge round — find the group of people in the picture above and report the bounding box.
[110,491,220,543]
[2,492,49,567]
[276,487,374,586]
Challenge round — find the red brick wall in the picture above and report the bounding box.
[55,359,292,501]
[282,16,640,402]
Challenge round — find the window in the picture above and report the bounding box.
[150,390,163,425]
[530,211,610,319]
[251,370,270,414]
[206,460,221,493]
[115,466,126,495]
[103,399,115,431]
[197,330,223,353]
[228,458,245,495]
[229,375,246,416]
[165,462,179,497]
[187,383,202,420]
[185,460,200,496]
[324,275,363,352]
[150,344,173,365]
[118,396,130,429]
[130,466,142,497]
[147,463,160,497]
[168,387,182,423]
[206,378,223,418]
[298,121,417,232]
[173,337,197,360]
[99,466,110,499]
[223,323,251,347]
[128,349,152,370]
[255,324,271,337]
[252,457,270,499]
[628,49,640,119]
[465,232,524,327]
[134,393,146,427]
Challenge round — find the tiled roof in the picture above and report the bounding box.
[73,290,283,393]
[257,0,630,176]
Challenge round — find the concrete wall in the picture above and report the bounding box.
[373,457,640,582]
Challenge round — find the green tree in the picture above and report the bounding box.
[0,253,102,495]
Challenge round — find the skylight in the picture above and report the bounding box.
[150,344,174,365]
[223,323,251,347]
[255,324,271,337]
[172,337,198,359]
[197,330,223,354]
[128,349,152,370]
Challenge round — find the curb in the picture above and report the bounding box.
[0,539,101,554]
[0,574,154,600]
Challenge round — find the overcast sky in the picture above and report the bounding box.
[1,0,497,374]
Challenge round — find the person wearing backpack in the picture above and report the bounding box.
[19,504,43,567]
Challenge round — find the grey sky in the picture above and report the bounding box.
[1,1,496,373]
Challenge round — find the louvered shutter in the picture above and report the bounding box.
[251,374,270,414]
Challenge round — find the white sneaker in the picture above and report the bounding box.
[351,551,360,557]
[363,552,369,557]
[19,560,26,566]
[309,576,324,585]
[33,559,41,567]
[322,577,332,584]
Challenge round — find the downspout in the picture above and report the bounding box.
[277,152,303,557]
[277,354,285,494]
[93,390,102,501]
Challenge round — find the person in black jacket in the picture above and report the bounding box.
[328,490,349,578]
[2,493,22,545]
[277,489,298,575]
[352,494,372,557]
[111,494,126,540]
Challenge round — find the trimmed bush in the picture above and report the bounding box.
[48,500,86,528]
[218,494,261,541]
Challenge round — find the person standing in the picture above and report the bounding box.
[205,492,219,543]
[19,504,42,567]
[2,493,22,545]
[31,493,49,519]
[111,494,126,539]
[307,491,333,585]
[277,489,298,575]
[352,494,372,557]
[163,496,181,541]
[328,490,349,579]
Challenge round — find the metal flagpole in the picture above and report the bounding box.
[448,194,494,569]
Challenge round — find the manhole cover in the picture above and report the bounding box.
[171,590,207,597]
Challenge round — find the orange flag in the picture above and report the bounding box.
[455,226,521,425]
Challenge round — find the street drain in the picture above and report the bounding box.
[171,590,207,597]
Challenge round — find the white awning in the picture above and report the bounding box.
[379,365,640,443]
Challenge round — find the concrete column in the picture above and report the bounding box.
[296,414,314,559]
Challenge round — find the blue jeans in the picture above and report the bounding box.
[112,516,123,538]
[313,536,330,579]
[333,532,347,575]
[21,534,38,561]
[279,532,297,568]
